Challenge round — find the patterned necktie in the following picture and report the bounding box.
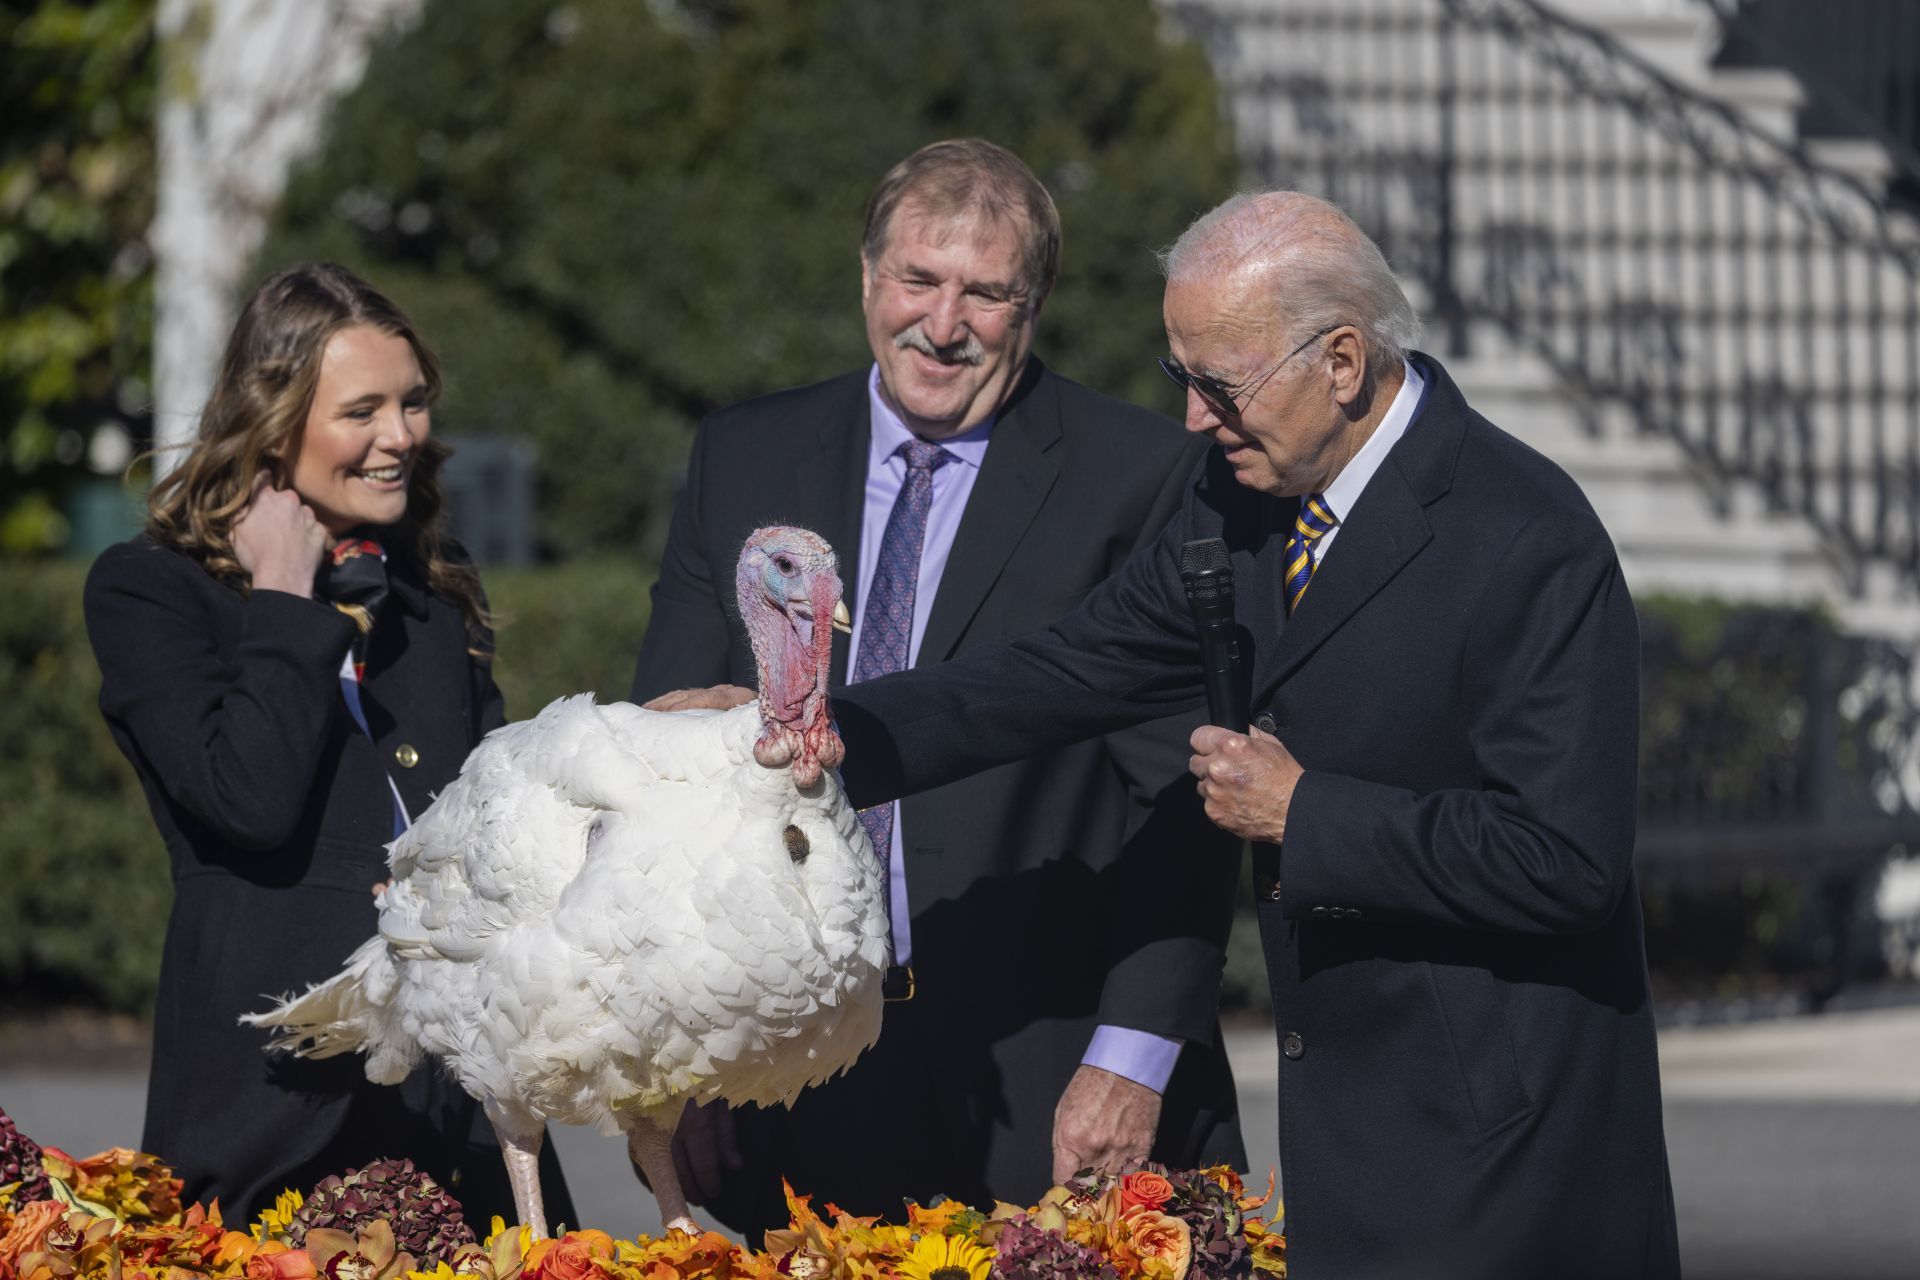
[852,438,953,908]
[1285,493,1337,613]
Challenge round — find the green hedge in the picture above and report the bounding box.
[0,558,652,1014]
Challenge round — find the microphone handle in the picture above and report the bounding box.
[1195,619,1248,734]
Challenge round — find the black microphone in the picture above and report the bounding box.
[1179,538,1248,734]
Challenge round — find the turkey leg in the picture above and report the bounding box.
[487,1102,550,1239]
[626,1114,697,1234]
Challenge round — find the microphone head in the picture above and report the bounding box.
[1180,538,1231,582]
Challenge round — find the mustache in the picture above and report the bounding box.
[895,324,985,366]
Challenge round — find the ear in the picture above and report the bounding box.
[1324,326,1368,408]
[860,254,874,309]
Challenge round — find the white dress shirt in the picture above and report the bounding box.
[1312,359,1425,551]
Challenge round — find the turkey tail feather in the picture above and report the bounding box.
[241,935,420,1084]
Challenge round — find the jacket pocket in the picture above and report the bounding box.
[1425,960,1535,1138]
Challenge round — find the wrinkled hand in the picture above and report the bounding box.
[632,1099,741,1206]
[643,685,756,713]
[1052,1065,1162,1183]
[1189,724,1303,845]
[233,470,326,597]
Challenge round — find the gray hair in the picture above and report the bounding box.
[862,139,1061,304]
[1158,190,1421,372]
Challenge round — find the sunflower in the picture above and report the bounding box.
[253,1188,305,1243]
[895,1233,992,1280]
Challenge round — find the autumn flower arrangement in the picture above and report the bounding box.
[0,1107,1284,1280]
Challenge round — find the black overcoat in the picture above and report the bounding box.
[833,355,1681,1279]
[84,535,572,1226]
[631,358,1247,1229]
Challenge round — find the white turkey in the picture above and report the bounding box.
[245,526,890,1238]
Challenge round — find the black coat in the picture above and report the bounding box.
[84,535,573,1227]
[833,355,1681,1279]
[632,359,1246,1230]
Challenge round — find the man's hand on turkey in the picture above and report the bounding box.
[643,685,757,714]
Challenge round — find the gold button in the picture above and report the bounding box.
[394,744,420,768]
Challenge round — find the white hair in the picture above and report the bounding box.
[1158,190,1422,373]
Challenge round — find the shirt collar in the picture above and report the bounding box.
[1319,357,1424,524]
[866,365,995,471]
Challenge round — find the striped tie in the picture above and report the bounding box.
[1285,493,1337,613]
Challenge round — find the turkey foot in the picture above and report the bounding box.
[488,1103,550,1238]
[627,1114,697,1234]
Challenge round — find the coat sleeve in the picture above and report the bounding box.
[835,468,1208,809]
[1091,440,1238,1045]
[84,543,358,851]
[1280,508,1642,934]
[631,419,735,702]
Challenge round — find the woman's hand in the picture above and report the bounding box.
[234,471,328,598]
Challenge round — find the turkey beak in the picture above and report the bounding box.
[832,600,851,634]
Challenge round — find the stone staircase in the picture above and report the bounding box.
[1166,0,1920,637]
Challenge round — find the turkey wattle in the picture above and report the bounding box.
[245,527,889,1237]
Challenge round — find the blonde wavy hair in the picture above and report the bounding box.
[145,262,490,644]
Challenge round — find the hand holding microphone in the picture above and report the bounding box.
[1178,538,1247,733]
[1180,538,1302,843]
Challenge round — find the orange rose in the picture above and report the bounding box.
[1118,1171,1175,1214]
[248,1242,317,1280]
[0,1203,67,1267]
[1122,1208,1191,1280]
[523,1233,608,1280]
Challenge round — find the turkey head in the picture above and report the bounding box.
[735,526,850,788]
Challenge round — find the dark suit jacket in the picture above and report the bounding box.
[832,355,1681,1279]
[632,358,1246,1228]
[84,535,572,1226]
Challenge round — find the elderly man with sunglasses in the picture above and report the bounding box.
[809,190,1682,1279]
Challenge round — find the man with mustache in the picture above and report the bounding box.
[631,139,1245,1230]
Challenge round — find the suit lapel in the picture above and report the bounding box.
[917,361,1061,664]
[781,373,870,685]
[1266,469,1431,687]
[1264,353,1461,687]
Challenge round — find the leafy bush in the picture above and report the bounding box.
[0,2,155,555]
[488,558,653,715]
[0,559,169,1012]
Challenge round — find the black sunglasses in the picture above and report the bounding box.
[1158,324,1343,418]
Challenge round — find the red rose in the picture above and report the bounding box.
[1119,1170,1175,1213]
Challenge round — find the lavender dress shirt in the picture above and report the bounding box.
[850,367,1183,1094]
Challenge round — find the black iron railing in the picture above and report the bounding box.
[1175,0,1920,605]
[1636,602,1920,881]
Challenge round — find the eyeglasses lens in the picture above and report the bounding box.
[1158,357,1237,417]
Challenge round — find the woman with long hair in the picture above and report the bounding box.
[84,263,572,1225]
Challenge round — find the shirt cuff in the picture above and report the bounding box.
[1082,1025,1183,1094]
